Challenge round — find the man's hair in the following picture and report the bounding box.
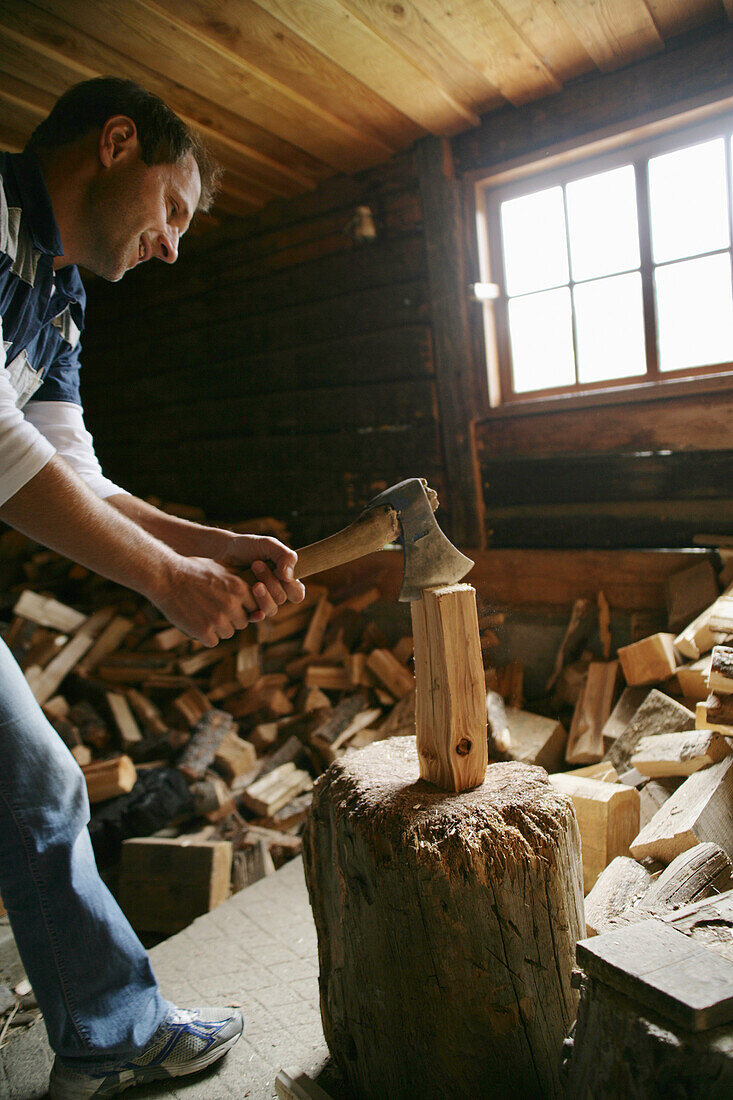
[25,76,221,212]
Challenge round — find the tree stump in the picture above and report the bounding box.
[303,738,584,1099]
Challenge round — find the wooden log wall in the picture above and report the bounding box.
[80,152,447,546]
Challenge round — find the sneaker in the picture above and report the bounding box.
[48,1006,244,1098]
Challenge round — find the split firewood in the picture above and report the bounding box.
[708,594,733,633]
[82,755,137,803]
[569,760,619,782]
[76,616,134,676]
[171,687,212,728]
[708,645,733,694]
[302,595,333,656]
[584,856,655,936]
[631,729,731,777]
[126,689,168,737]
[695,698,733,735]
[673,580,733,659]
[106,692,143,749]
[236,636,261,688]
[549,772,640,893]
[366,649,415,699]
[177,709,238,781]
[637,842,733,913]
[629,756,733,862]
[391,635,414,665]
[231,839,276,891]
[189,776,236,822]
[241,762,313,817]
[638,778,678,828]
[546,597,595,693]
[617,633,679,686]
[503,707,567,773]
[150,625,189,651]
[311,704,382,763]
[601,686,650,745]
[213,730,258,783]
[565,661,620,766]
[26,608,113,705]
[675,655,713,702]
[12,589,87,633]
[606,689,695,772]
[303,665,352,692]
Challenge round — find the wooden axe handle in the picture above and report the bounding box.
[237,505,399,589]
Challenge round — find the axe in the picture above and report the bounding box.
[240,478,474,600]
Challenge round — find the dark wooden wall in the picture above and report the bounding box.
[79,24,733,551]
[81,152,447,545]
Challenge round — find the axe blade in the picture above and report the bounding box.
[368,478,474,601]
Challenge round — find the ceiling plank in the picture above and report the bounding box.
[150,0,424,149]
[408,0,564,106]
[0,10,331,192]
[643,0,727,39]
[249,0,488,133]
[328,0,501,116]
[19,0,391,172]
[552,0,664,71]
[491,0,597,82]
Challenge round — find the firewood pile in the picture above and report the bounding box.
[513,553,733,933]
[3,516,733,941]
[1,523,496,936]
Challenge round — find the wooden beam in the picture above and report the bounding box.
[417,135,485,548]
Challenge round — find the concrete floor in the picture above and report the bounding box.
[0,857,341,1099]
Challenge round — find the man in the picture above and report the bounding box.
[0,78,305,1098]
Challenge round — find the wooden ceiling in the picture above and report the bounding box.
[0,1,730,217]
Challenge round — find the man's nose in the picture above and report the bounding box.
[155,228,179,264]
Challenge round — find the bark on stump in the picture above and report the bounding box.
[303,737,584,1099]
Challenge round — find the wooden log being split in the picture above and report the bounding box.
[410,584,487,792]
[303,741,583,1099]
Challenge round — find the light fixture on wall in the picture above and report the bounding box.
[345,205,378,243]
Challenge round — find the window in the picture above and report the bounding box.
[476,115,733,404]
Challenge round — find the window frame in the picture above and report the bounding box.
[474,109,733,409]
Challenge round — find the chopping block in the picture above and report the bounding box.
[303,740,584,1100]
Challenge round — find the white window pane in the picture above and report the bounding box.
[566,165,640,281]
[500,187,569,296]
[649,138,729,263]
[508,288,575,393]
[655,253,733,371]
[574,272,646,384]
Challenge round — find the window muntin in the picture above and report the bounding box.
[480,116,733,402]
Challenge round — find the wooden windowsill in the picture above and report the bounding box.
[480,369,733,421]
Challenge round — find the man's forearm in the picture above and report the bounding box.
[107,493,228,557]
[0,457,178,601]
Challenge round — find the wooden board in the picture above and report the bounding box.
[549,773,640,893]
[577,896,733,1031]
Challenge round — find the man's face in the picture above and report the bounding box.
[86,145,201,282]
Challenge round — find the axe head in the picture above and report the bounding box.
[367,478,474,601]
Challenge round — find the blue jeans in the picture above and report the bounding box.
[0,637,170,1065]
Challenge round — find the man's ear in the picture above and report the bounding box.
[98,115,138,168]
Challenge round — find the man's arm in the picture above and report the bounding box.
[0,456,281,646]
